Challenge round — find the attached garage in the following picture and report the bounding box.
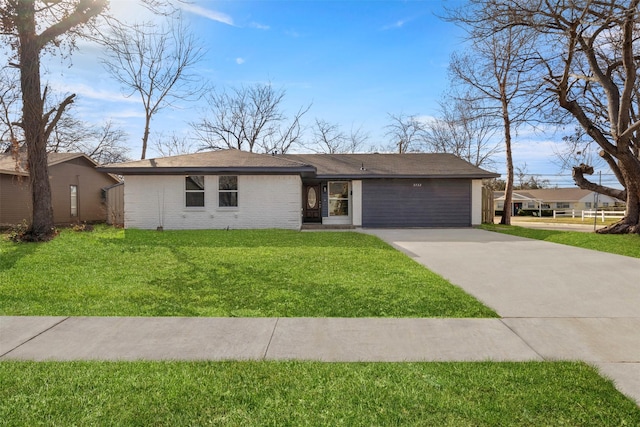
[362,178,472,227]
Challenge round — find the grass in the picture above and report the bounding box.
[1,361,638,426]
[0,226,496,317]
[482,223,640,258]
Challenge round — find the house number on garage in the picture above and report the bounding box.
[413,183,422,187]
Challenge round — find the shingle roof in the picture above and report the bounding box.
[99,149,499,179]
[98,149,315,175]
[0,152,95,176]
[281,153,498,179]
[494,188,592,202]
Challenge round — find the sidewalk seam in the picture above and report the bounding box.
[499,318,547,361]
[262,317,280,360]
[0,317,70,359]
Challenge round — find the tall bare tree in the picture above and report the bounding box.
[307,118,369,154]
[446,23,541,225]
[192,83,311,154]
[101,14,204,160]
[423,93,501,168]
[0,0,107,240]
[0,72,129,164]
[455,0,640,234]
[383,113,425,153]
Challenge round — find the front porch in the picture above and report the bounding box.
[302,180,362,227]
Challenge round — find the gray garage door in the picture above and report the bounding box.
[362,179,471,227]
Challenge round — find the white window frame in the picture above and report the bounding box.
[218,175,238,209]
[185,175,205,208]
[70,185,78,217]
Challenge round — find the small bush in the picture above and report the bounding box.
[72,223,94,232]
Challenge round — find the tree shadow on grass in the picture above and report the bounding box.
[98,228,395,250]
[0,240,38,272]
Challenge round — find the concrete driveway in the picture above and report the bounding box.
[363,228,640,405]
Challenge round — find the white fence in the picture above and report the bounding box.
[551,209,626,222]
[581,210,626,222]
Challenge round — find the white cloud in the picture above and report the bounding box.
[236,57,245,65]
[180,3,234,26]
[381,19,406,31]
[51,82,138,104]
[250,22,270,30]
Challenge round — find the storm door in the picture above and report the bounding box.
[303,184,321,223]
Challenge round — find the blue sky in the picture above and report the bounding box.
[41,0,603,186]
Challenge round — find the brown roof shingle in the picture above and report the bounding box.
[282,153,498,178]
[99,149,498,179]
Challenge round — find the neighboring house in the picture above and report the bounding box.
[0,152,121,227]
[494,188,625,215]
[98,149,498,230]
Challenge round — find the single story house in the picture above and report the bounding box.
[98,149,499,230]
[494,188,625,215]
[0,152,121,227]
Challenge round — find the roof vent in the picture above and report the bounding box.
[360,163,366,171]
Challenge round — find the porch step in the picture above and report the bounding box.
[301,224,356,230]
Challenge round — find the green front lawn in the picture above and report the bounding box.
[1,361,638,426]
[0,227,496,317]
[481,224,640,258]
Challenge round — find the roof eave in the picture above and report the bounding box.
[96,166,317,175]
[315,173,500,180]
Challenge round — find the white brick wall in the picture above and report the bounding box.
[124,175,302,230]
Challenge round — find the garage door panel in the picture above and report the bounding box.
[362,179,470,227]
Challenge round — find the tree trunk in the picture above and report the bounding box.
[17,1,55,240]
[596,159,640,234]
[141,112,151,159]
[499,94,514,225]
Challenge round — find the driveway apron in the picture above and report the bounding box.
[363,228,640,405]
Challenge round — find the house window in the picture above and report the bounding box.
[542,204,550,209]
[328,181,349,216]
[556,202,570,209]
[70,185,78,217]
[585,202,592,208]
[186,176,205,207]
[218,176,238,207]
[527,202,536,209]
[602,202,609,207]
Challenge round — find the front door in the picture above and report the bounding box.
[303,184,321,223]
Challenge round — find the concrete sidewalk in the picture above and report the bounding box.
[1,228,639,406]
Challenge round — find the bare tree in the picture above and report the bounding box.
[49,117,130,164]
[446,23,541,225]
[307,119,369,154]
[0,0,107,240]
[553,126,608,173]
[514,163,549,190]
[383,113,425,153]
[101,14,204,160]
[192,83,311,154]
[153,131,197,157]
[454,0,640,234]
[423,93,501,168]
[0,66,22,152]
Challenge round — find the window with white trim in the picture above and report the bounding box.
[218,176,238,207]
[185,176,205,207]
[70,185,78,217]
